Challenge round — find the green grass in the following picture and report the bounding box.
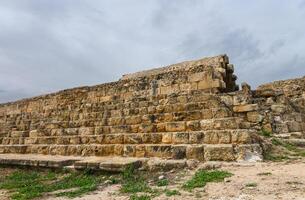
[259,129,272,137]
[0,169,103,200]
[245,182,257,187]
[156,179,169,187]
[271,138,305,157]
[264,153,290,162]
[130,194,151,200]
[257,172,272,176]
[120,165,152,194]
[183,170,232,191]
[165,189,181,196]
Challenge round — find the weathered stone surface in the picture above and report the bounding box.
[233,104,258,113]
[204,144,235,161]
[0,54,304,164]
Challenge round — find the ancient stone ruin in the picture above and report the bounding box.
[0,55,304,170]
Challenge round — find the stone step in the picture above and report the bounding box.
[74,156,145,171]
[283,139,305,147]
[0,153,198,172]
[0,129,259,145]
[0,153,81,168]
[0,143,263,162]
[1,117,247,139]
[0,153,144,171]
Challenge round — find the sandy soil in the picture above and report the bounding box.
[44,159,305,200]
[1,159,305,200]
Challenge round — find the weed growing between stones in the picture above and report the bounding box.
[183,170,232,191]
[259,129,273,137]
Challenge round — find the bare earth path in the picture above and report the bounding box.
[40,159,305,200]
[1,159,304,200]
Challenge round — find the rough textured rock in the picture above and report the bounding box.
[0,54,304,165]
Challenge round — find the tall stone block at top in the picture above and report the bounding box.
[121,54,238,95]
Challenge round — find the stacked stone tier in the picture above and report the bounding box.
[0,90,262,161]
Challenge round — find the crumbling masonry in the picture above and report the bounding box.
[0,55,304,169]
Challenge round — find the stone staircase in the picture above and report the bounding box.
[0,91,262,162]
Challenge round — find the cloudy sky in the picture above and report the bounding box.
[1,1,305,103]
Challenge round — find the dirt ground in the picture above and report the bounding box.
[1,159,305,200]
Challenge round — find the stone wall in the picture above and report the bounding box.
[1,54,303,162]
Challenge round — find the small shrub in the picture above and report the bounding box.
[183,170,233,191]
[165,189,181,196]
[130,194,151,200]
[157,179,169,187]
[120,165,152,194]
[259,129,272,137]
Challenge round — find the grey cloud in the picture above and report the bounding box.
[0,0,305,103]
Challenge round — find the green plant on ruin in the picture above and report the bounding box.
[258,128,273,137]
[183,170,233,191]
[0,169,103,200]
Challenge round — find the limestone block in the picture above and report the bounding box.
[235,144,263,162]
[177,96,188,104]
[172,132,189,144]
[108,117,125,126]
[186,145,204,161]
[145,145,172,158]
[125,116,142,125]
[185,111,202,120]
[165,122,186,132]
[124,134,142,144]
[99,95,112,102]
[172,145,186,159]
[188,72,206,82]
[147,158,186,171]
[271,104,286,113]
[218,96,231,108]
[156,123,166,132]
[186,120,201,131]
[104,134,124,144]
[10,131,28,137]
[247,112,264,123]
[201,109,213,119]
[110,125,131,133]
[233,104,258,113]
[231,130,252,144]
[286,121,302,132]
[204,144,235,161]
[145,133,162,144]
[147,106,156,114]
[29,130,39,137]
[162,132,172,144]
[233,95,250,105]
[172,104,186,112]
[160,84,180,95]
[114,145,124,156]
[79,127,94,135]
[198,79,225,90]
[212,108,232,118]
[135,145,146,157]
[179,83,191,91]
[189,132,204,143]
[123,145,136,157]
[139,123,156,133]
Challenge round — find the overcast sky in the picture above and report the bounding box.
[1,1,305,103]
